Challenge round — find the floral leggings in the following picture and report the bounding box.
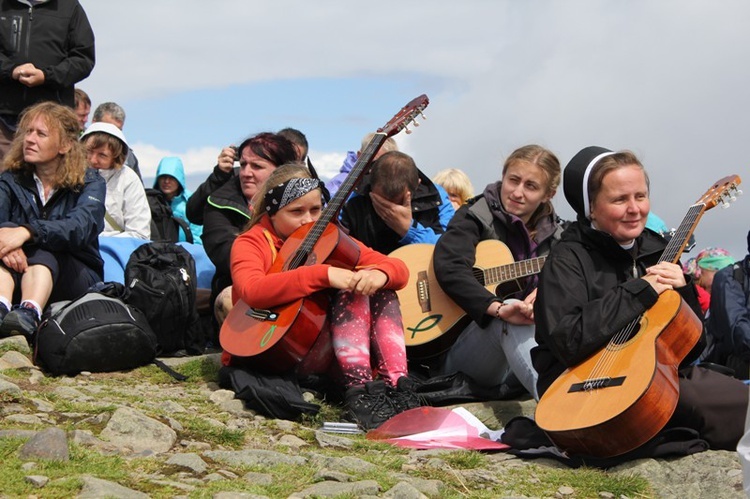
[298,289,408,389]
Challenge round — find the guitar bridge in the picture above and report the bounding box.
[416,271,431,313]
[246,308,279,322]
[568,376,625,392]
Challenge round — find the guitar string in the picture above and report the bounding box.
[585,204,705,389]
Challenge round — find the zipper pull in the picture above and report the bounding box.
[180,268,190,285]
[28,6,33,21]
[129,278,139,289]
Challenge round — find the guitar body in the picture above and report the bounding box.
[220,223,360,373]
[391,240,517,359]
[535,290,702,457]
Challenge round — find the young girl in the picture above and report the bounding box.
[225,164,420,429]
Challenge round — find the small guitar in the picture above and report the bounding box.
[220,94,429,373]
[535,175,742,458]
[390,240,546,359]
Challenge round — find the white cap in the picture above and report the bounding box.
[80,122,129,156]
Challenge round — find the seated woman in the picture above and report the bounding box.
[225,164,420,429]
[533,146,748,453]
[154,156,203,245]
[0,102,105,341]
[683,247,735,315]
[194,133,297,327]
[433,145,565,400]
[81,122,150,239]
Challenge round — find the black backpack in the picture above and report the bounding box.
[146,188,193,244]
[125,242,204,356]
[34,292,158,376]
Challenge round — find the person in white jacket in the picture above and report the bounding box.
[80,122,150,239]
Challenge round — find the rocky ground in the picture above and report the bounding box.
[0,334,746,498]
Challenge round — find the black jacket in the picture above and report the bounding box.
[532,221,705,396]
[203,175,250,300]
[433,181,564,327]
[0,0,95,122]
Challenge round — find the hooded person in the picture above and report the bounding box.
[81,122,150,240]
[154,157,203,245]
[532,146,747,457]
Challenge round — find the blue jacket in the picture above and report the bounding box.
[706,256,750,366]
[154,157,203,245]
[0,168,105,277]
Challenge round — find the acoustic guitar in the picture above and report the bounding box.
[390,240,546,359]
[535,175,742,458]
[220,94,429,373]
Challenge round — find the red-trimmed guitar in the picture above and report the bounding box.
[220,94,429,373]
[389,240,546,359]
[535,175,742,458]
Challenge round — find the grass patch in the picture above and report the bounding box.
[180,415,245,448]
[442,449,487,469]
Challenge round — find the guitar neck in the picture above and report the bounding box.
[658,203,705,265]
[481,256,547,286]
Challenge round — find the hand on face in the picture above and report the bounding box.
[370,190,412,237]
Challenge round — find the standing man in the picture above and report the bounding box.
[0,0,95,160]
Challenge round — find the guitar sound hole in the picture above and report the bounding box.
[611,321,642,345]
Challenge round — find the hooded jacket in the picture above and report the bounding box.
[99,166,150,239]
[433,181,564,327]
[339,168,455,255]
[0,0,95,123]
[0,167,105,277]
[154,157,203,245]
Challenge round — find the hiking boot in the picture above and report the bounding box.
[0,304,40,341]
[344,380,398,430]
[388,376,427,414]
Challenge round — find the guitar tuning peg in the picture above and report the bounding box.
[404,125,412,135]
[412,119,420,127]
[722,202,730,209]
[737,188,744,196]
[420,112,427,120]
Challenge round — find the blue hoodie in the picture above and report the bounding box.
[154,157,203,245]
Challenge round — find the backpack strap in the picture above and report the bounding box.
[104,210,124,233]
[153,358,188,381]
[173,216,194,244]
[262,229,278,262]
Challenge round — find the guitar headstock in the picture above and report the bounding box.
[377,94,429,138]
[698,175,742,210]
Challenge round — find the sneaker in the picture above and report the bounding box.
[0,302,8,324]
[0,304,40,341]
[388,376,427,414]
[344,380,398,430]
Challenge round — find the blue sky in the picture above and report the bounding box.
[78,0,750,260]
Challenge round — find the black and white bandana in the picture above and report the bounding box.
[265,177,321,215]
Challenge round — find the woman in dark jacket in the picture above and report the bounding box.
[433,144,565,399]
[533,146,747,454]
[0,101,104,342]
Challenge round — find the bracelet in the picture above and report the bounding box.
[494,302,505,319]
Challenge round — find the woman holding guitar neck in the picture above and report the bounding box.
[226,164,421,430]
[433,144,565,400]
[533,146,747,454]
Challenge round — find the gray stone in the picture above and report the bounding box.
[205,449,306,468]
[310,454,377,474]
[278,434,308,449]
[166,452,208,474]
[78,475,150,498]
[289,479,380,498]
[313,468,353,482]
[149,478,197,492]
[100,406,177,454]
[28,398,55,413]
[24,475,49,488]
[5,414,43,425]
[0,350,34,369]
[213,492,270,499]
[18,428,69,461]
[209,389,236,404]
[0,335,31,353]
[314,430,355,449]
[384,481,428,499]
[243,471,273,486]
[0,378,21,395]
[70,430,121,454]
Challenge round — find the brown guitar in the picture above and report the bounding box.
[220,94,430,373]
[535,175,742,458]
[390,240,546,359]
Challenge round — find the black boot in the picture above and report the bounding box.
[344,380,398,430]
[388,376,427,414]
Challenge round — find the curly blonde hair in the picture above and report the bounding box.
[2,102,87,189]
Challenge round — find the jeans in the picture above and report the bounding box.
[442,299,539,400]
